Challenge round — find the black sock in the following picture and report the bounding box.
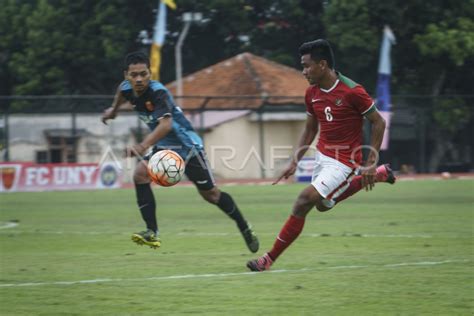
[135,183,157,233]
[217,192,249,232]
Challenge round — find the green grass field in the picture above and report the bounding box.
[0,179,473,315]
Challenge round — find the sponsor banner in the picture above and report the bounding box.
[0,162,122,193]
[295,158,315,183]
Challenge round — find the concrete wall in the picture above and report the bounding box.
[5,113,141,163]
[8,142,46,162]
[203,114,312,179]
[203,115,261,179]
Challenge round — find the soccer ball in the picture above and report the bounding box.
[147,150,185,187]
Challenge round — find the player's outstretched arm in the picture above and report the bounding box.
[101,85,132,124]
[273,115,319,185]
[361,110,386,190]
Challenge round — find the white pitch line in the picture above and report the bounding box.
[0,222,19,230]
[327,265,369,269]
[384,259,470,267]
[0,259,469,288]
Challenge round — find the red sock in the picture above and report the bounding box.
[268,215,305,261]
[334,175,363,204]
[335,166,387,204]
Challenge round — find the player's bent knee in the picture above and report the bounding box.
[315,204,331,212]
[133,161,150,183]
[205,195,220,204]
[293,185,325,216]
[200,188,220,204]
[315,199,334,212]
[294,197,312,210]
[293,196,315,217]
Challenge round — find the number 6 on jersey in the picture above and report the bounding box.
[324,106,333,121]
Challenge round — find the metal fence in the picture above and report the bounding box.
[1,95,473,174]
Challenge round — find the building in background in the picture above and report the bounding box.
[2,53,312,180]
[166,52,311,179]
[2,53,472,177]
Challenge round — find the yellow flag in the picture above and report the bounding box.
[150,0,176,81]
[150,43,161,81]
[162,0,176,10]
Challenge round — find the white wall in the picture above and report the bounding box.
[203,115,312,179]
[5,113,141,164]
[8,142,46,162]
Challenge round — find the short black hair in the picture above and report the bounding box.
[124,51,150,70]
[299,39,335,69]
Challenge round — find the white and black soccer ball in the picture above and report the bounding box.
[147,150,185,186]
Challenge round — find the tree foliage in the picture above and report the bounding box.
[0,0,34,95]
[415,17,474,67]
[0,0,472,97]
[2,0,154,95]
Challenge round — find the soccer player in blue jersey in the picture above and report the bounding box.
[101,52,259,252]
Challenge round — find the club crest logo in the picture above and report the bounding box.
[335,99,343,106]
[100,164,118,187]
[0,165,20,192]
[145,101,155,111]
[139,114,154,124]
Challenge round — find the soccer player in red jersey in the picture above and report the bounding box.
[247,39,395,272]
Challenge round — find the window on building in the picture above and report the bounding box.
[36,151,49,164]
[50,149,63,163]
[48,136,77,163]
[45,130,81,163]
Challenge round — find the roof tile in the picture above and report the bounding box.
[166,53,308,110]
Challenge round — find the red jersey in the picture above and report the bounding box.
[305,73,375,168]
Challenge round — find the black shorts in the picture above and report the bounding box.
[145,148,216,191]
